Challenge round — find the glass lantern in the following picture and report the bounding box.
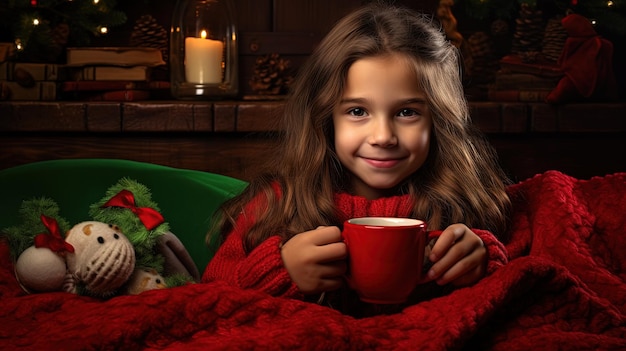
[170,0,238,99]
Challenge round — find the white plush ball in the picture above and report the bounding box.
[15,246,67,293]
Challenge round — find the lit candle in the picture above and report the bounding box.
[184,30,224,84]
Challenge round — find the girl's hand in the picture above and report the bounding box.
[280,226,347,294]
[427,223,487,287]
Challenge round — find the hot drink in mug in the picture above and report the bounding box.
[342,217,429,304]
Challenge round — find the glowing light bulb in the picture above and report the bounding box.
[33,18,40,25]
[99,26,108,34]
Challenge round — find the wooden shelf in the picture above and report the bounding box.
[1,101,625,182]
[2,101,625,134]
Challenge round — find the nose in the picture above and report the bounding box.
[368,117,397,148]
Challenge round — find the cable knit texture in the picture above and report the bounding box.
[203,190,508,301]
[1,171,626,350]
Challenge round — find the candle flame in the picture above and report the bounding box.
[200,30,207,39]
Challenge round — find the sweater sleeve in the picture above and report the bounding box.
[473,228,509,275]
[201,195,302,299]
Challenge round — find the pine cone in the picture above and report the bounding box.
[490,19,509,36]
[130,15,168,64]
[490,19,512,57]
[249,53,294,95]
[467,32,498,84]
[519,50,541,63]
[511,3,545,56]
[542,16,567,62]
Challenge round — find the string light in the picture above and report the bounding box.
[6,0,126,61]
[607,1,614,7]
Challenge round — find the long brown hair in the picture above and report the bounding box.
[209,3,512,252]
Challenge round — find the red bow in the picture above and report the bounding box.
[102,189,165,230]
[34,215,75,253]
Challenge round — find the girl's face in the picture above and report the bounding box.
[333,54,432,199]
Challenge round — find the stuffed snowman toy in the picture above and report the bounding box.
[63,221,136,296]
[14,216,136,297]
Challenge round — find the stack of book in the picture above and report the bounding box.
[0,61,63,101]
[62,46,170,101]
[488,54,563,102]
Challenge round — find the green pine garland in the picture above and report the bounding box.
[0,180,193,295]
[1,197,71,261]
[89,177,169,272]
[462,0,521,21]
[462,0,626,37]
[577,0,626,37]
[0,0,126,62]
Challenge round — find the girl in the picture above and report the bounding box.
[203,3,511,315]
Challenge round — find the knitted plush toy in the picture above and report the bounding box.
[11,209,136,296]
[62,221,136,296]
[89,178,169,274]
[5,178,196,297]
[90,177,200,282]
[13,214,72,293]
[7,198,72,293]
[124,267,167,295]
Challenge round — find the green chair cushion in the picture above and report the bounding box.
[0,159,247,272]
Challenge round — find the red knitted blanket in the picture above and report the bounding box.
[1,171,625,350]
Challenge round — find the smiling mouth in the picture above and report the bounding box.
[362,157,402,168]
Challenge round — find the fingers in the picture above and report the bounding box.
[281,226,348,294]
[309,260,347,293]
[318,259,347,278]
[313,227,348,262]
[307,260,347,293]
[429,224,465,261]
[432,247,485,286]
[304,226,347,262]
[317,242,348,263]
[310,226,343,245]
[448,259,485,287]
[427,224,486,286]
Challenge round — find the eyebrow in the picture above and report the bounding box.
[338,97,427,105]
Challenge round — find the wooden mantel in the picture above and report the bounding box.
[1,101,625,182]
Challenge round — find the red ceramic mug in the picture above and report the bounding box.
[342,217,429,304]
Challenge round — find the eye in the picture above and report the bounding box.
[97,237,105,244]
[348,107,367,117]
[398,108,419,117]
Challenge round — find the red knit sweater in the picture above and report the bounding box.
[202,191,509,310]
